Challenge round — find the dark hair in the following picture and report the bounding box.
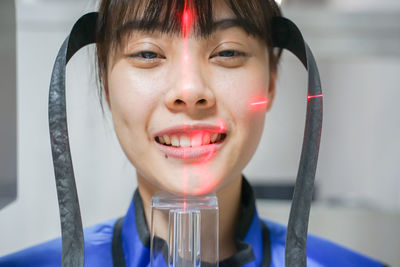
[96,0,282,99]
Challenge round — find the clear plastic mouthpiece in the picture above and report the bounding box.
[170,209,201,266]
[150,193,219,267]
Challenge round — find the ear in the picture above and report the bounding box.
[266,70,277,112]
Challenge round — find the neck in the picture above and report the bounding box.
[137,173,242,261]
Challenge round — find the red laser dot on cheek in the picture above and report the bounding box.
[249,97,269,111]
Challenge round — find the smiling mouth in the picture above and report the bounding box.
[155,132,227,147]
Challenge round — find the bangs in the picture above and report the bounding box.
[117,0,213,37]
[98,0,281,45]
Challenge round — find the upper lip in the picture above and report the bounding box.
[153,123,227,137]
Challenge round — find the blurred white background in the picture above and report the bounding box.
[0,0,399,265]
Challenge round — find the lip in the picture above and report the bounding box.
[155,141,223,160]
[153,123,228,160]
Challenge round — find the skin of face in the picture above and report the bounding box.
[105,5,276,196]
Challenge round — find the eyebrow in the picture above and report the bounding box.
[211,19,244,33]
[117,18,247,38]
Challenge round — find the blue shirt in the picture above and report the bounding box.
[0,179,385,266]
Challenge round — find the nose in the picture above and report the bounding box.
[165,60,216,115]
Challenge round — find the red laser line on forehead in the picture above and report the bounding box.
[180,1,195,103]
[182,1,194,39]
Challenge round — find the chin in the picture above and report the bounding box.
[155,167,224,196]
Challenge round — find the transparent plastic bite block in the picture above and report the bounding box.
[150,192,219,267]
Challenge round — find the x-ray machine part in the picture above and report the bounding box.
[48,12,322,267]
[0,0,17,211]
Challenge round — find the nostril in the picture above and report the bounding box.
[175,99,185,105]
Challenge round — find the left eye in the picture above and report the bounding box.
[217,50,245,57]
[210,49,248,67]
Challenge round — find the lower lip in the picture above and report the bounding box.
[155,142,223,160]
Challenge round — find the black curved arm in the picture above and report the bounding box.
[272,17,323,267]
[48,12,97,267]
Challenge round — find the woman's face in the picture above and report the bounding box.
[106,4,276,195]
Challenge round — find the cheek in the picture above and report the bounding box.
[218,68,269,162]
[106,63,167,166]
[215,67,270,123]
[107,63,162,128]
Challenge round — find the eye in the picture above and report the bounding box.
[127,50,166,68]
[210,49,248,68]
[130,51,164,60]
[216,50,246,58]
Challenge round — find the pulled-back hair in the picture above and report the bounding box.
[96,0,282,98]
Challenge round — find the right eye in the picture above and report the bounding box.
[130,51,162,60]
[127,50,166,68]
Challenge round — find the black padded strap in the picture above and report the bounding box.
[271,17,323,267]
[272,17,307,68]
[48,12,98,267]
[66,13,98,63]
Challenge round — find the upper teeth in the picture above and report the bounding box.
[156,133,224,147]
